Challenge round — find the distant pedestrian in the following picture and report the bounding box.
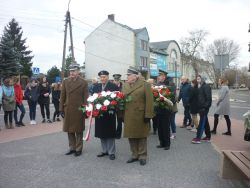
[13,76,26,127]
[170,94,178,139]
[38,77,52,123]
[0,81,2,112]
[211,78,231,136]
[24,78,40,125]
[60,63,88,157]
[178,76,192,128]
[52,79,62,122]
[189,79,199,132]
[122,67,154,166]
[2,77,15,129]
[94,70,119,160]
[113,73,123,139]
[192,75,212,144]
[88,77,98,95]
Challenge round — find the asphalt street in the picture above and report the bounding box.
[0,127,249,188]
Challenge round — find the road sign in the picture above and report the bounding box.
[32,67,40,75]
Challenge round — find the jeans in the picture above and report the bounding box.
[40,102,50,119]
[184,105,192,125]
[53,101,60,119]
[28,101,37,120]
[196,109,211,139]
[170,112,176,134]
[4,111,13,124]
[14,103,26,124]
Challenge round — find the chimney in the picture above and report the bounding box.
[108,14,115,21]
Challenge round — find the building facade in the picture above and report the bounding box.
[84,15,150,80]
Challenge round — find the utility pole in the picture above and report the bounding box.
[61,0,75,79]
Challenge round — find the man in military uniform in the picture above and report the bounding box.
[93,70,119,160]
[122,67,154,166]
[155,69,176,150]
[113,74,123,139]
[59,63,88,157]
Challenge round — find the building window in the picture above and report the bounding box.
[140,56,148,67]
[140,40,148,51]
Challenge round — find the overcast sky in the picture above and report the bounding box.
[0,0,250,74]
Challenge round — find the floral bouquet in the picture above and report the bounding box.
[152,85,174,110]
[80,91,129,118]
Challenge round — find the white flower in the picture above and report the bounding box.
[101,91,108,97]
[92,93,99,99]
[86,104,93,111]
[103,99,110,106]
[95,104,102,110]
[159,85,164,89]
[87,96,95,103]
[110,93,117,98]
[106,91,111,96]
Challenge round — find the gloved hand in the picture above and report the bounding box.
[144,118,151,123]
[60,111,65,118]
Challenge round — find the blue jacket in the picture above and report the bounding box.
[178,82,191,106]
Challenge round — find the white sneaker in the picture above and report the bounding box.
[30,121,33,125]
[190,128,197,132]
[33,120,37,125]
[170,134,176,139]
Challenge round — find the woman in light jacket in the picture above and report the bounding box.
[211,78,231,135]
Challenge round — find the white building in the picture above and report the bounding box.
[84,15,150,80]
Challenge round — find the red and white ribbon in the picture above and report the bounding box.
[82,109,93,141]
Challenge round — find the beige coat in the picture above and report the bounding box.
[122,78,154,138]
[59,77,88,133]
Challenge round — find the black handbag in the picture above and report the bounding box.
[244,128,250,141]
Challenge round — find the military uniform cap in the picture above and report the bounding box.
[98,70,109,76]
[126,67,139,75]
[113,74,121,80]
[69,63,80,71]
[158,69,168,75]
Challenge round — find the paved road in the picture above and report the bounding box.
[0,127,249,188]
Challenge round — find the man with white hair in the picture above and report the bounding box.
[178,76,192,128]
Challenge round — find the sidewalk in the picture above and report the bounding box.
[0,114,249,152]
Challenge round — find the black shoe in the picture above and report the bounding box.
[156,145,164,148]
[53,118,56,122]
[210,130,216,134]
[139,159,146,166]
[97,152,108,157]
[164,146,170,150]
[65,150,76,155]
[42,119,46,123]
[57,118,61,122]
[47,119,52,123]
[19,122,26,126]
[15,122,21,127]
[127,158,138,163]
[74,151,82,157]
[109,154,115,160]
[222,132,231,136]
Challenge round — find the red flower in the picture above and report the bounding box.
[111,100,117,106]
[159,89,163,94]
[160,96,164,101]
[86,111,91,117]
[153,92,159,97]
[92,110,99,117]
[101,105,108,111]
[117,92,124,99]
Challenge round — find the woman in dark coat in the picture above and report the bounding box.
[52,80,61,122]
[93,70,119,160]
[38,77,52,123]
[189,79,199,132]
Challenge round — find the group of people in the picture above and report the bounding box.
[177,75,232,144]
[0,75,62,130]
[0,64,232,166]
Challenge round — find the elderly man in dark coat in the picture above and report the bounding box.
[59,63,88,157]
[93,70,119,160]
[122,68,154,166]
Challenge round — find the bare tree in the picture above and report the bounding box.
[205,38,240,64]
[180,29,209,76]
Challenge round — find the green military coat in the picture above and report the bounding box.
[122,78,154,138]
[59,77,88,133]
